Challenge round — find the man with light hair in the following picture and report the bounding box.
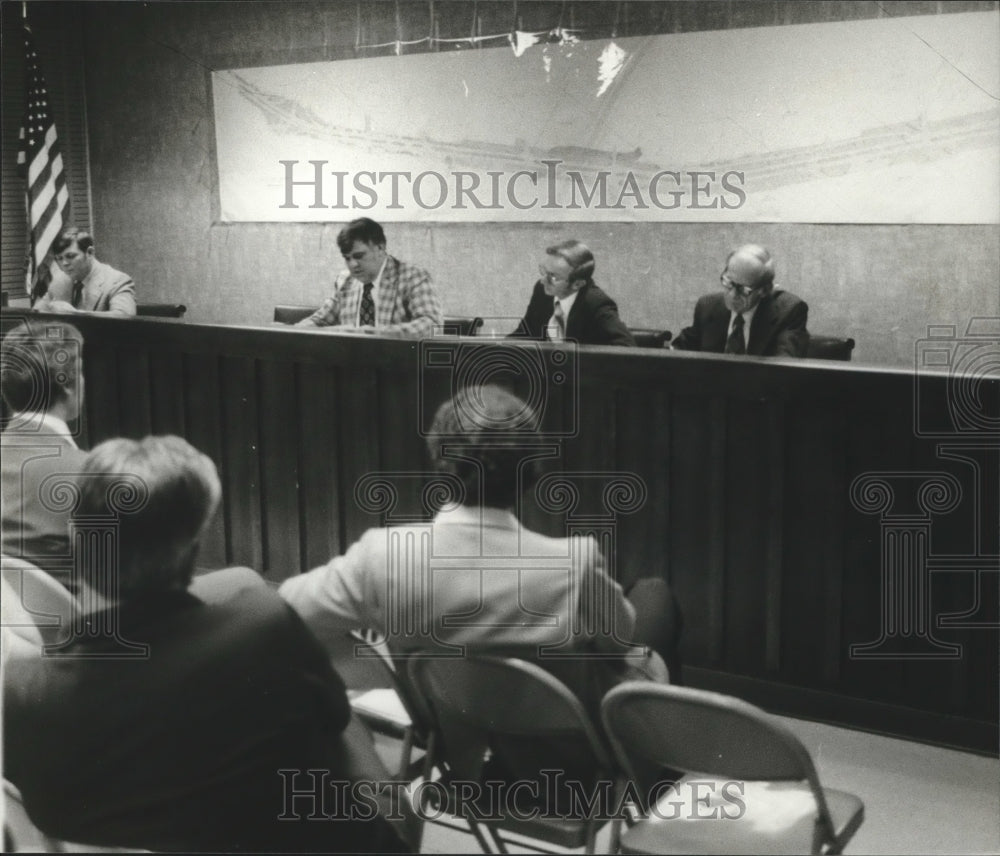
[512,238,635,345]
[280,383,680,698]
[4,435,411,853]
[672,243,809,357]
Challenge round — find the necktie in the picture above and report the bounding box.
[551,300,566,342]
[72,280,84,309]
[359,282,375,327]
[725,313,746,354]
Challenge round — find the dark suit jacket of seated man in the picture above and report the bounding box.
[510,239,635,346]
[3,436,410,854]
[672,243,809,357]
[298,216,442,338]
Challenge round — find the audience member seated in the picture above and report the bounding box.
[672,243,809,357]
[297,217,442,337]
[510,239,636,346]
[33,228,136,316]
[1,320,88,591]
[279,384,681,714]
[3,435,412,853]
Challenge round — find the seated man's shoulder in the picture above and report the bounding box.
[189,566,269,605]
[697,291,726,310]
[771,288,806,310]
[96,260,132,284]
[582,281,617,306]
[521,525,595,556]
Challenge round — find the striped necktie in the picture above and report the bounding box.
[359,283,375,326]
[72,280,84,309]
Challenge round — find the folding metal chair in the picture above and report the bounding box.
[601,682,864,854]
[410,655,623,854]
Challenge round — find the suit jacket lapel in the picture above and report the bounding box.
[707,297,732,352]
[341,277,361,324]
[747,294,777,355]
[564,283,589,339]
[378,256,401,324]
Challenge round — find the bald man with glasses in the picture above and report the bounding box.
[672,244,809,357]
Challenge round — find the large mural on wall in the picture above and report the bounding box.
[212,10,999,223]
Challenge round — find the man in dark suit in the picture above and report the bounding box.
[511,239,635,346]
[1,319,88,591]
[672,244,809,357]
[3,435,412,853]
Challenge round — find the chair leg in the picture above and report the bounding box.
[467,818,502,854]
[397,726,414,778]
[608,816,623,853]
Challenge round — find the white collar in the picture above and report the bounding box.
[8,412,78,448]
[435,504,519,529]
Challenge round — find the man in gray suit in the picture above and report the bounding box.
[1,319,88,590]
[34,227,136,316]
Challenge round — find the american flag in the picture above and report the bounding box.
[18,25,70,294]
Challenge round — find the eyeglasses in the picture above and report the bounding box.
[720,274,762,297]
[539,265,567,284]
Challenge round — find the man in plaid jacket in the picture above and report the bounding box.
[298,217,442,338]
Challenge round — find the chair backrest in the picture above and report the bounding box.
[630,328,672,348]
[4,778,60,852]
[441,316,484,336]
[273,304,317,324]
[409,655,615,776]
[136,303,186,318]
[352,637,436,739]
[601,682,837,836]
[807,335,855,361]
[1,556,77,647]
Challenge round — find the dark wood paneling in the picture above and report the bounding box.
[297,362,343,568]
[338,364,382,543]
[4,309,996,752]
[218,355,263,572]
[84,342,121,444]
[182,350,226,568]
[258,359,301,582]
[116,347,152,439]
[148,350,186,436]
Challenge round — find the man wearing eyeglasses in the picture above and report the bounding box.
[672,244,809,357]
[510,239,635,346]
